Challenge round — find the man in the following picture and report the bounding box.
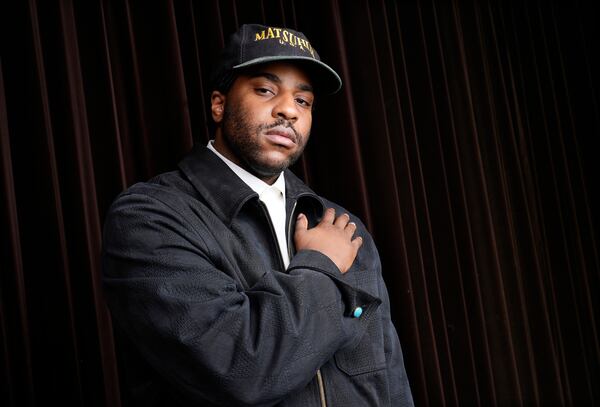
[102,24,413,406]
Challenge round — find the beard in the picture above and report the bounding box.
[220,101,309,179]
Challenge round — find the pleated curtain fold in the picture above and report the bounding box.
[1,1,598,406]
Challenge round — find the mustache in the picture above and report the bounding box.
[262,119,300,141]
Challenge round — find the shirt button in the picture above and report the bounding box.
[352,307,363,318]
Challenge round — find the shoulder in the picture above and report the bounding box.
[103,170,208,245]
[108,170,197,216]
[102,171,215,263]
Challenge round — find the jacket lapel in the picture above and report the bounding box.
[178,144,327,263]
[178,145,258,226]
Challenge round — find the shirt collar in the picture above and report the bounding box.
[178,144,324,225]
[207,140,285,200]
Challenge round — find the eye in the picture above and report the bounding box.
[255,87,275,96]
[296,97,312,108]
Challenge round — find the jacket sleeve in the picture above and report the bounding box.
[345,218,414,406]
[101,191,379,406]
[378,271,415,407]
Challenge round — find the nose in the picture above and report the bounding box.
[272,94,298,123]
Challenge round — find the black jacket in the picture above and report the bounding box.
[102,145,414,406]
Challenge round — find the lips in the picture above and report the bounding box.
[264,126,297,148]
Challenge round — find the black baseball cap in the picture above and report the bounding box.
[211,24,342,95]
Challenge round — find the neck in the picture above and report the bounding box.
[212,136,280,185]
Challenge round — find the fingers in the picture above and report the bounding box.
[321,207,335,224]
[322,208,352,228]
[334,213,350,229]
[295,209,363,273]
[345,221,357,237]
[321,209,358,238]
[352,235,363,251]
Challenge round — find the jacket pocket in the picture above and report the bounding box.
[334,312,387,376]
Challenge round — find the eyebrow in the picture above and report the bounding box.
[249,72,314,93]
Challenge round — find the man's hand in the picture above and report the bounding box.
[294,208,363,274]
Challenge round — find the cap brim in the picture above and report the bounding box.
[233,56,342,95]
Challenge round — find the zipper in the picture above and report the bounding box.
[316,369,327,407]
[257,200,286,272]
[286,200,298,261]
[264,197,328,406]
[288,198,328,406]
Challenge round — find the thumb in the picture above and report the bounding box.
[295,213,308,233]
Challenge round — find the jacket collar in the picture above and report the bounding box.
[178,144,324,225]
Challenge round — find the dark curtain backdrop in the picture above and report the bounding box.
[1,0,598,406]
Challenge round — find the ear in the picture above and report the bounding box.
[211,91,226,123]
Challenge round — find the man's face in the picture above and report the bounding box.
[212,62,314,182]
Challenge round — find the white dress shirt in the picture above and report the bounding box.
[207,140,290,268]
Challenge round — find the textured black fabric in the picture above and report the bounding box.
[101,145,413,406]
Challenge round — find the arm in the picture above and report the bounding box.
[378,263,415,407]
[102,192,378,406]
